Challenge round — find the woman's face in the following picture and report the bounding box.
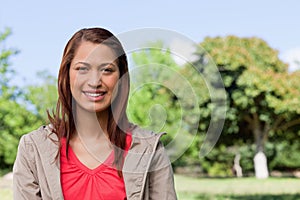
[69,41,120,113]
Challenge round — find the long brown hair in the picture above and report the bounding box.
[48,28,131,175]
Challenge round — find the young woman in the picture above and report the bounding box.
[13,28,177,200]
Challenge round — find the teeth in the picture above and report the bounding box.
[85,92,104,97]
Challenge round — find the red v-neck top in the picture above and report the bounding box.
[60,134,132,200]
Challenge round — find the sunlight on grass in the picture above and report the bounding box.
[174,174,300,199]
[0,176,12,200]
[0,189,12,200]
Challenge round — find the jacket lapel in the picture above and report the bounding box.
[123,126,165,200]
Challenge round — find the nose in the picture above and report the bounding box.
[87,71,102,88]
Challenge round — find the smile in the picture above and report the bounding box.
[84,92,105,97]
[83,91,107,101]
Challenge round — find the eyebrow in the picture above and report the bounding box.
[74,61,91,66]
[74,61,117,68]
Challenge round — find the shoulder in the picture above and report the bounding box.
[128,125,167,153]
[19,125,57,149]
[16,125,59,166]
[130,125,166,143]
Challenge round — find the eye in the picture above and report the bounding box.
[76,66,89,73]
[100,64,115,74]
[102,67,114,73]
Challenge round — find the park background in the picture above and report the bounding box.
[1,0,300,199]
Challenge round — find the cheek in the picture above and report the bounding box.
[108,71,120,89]
[109,74,120,98]
[69,72,76,93]
[69,70,76,85]
[69,71,83,96]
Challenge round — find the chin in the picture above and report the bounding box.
[75,104,109,113]
[91,105,111,113]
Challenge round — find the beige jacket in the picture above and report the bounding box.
[13,125,177,200]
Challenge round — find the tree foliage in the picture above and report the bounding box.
[0,28,42,168]
[128,42,201,162]
[128,37,300,176]
[24,70,58,123]
[193,36,300,176]
[199,36,300,147]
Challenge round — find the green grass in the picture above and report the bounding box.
[0,189,12,200]
[1,174,300,200]
[175,174,300,200]
[0,176,12,200]
[177,193,300,200]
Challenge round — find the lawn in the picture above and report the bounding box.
[175,174,300,200]
[0,175,12,200]
[1,174,300,199]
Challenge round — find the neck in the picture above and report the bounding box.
[74,106,109,140]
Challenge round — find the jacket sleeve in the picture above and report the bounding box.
[13,135,42,200]
[148,141,178,200]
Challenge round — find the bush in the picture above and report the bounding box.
[270,141,300,170]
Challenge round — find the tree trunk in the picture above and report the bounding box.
[252,115,269,179]
[254,151,269,178]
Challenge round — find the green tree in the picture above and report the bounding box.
[128,42,201,163]
[24,70,58,123]
[0,28,42,169]
[195,35,300,177]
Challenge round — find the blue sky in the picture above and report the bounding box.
[1,0,300,85]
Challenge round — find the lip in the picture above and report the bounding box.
[83,90,107,101]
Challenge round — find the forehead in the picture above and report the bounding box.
[72,41,118,65]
